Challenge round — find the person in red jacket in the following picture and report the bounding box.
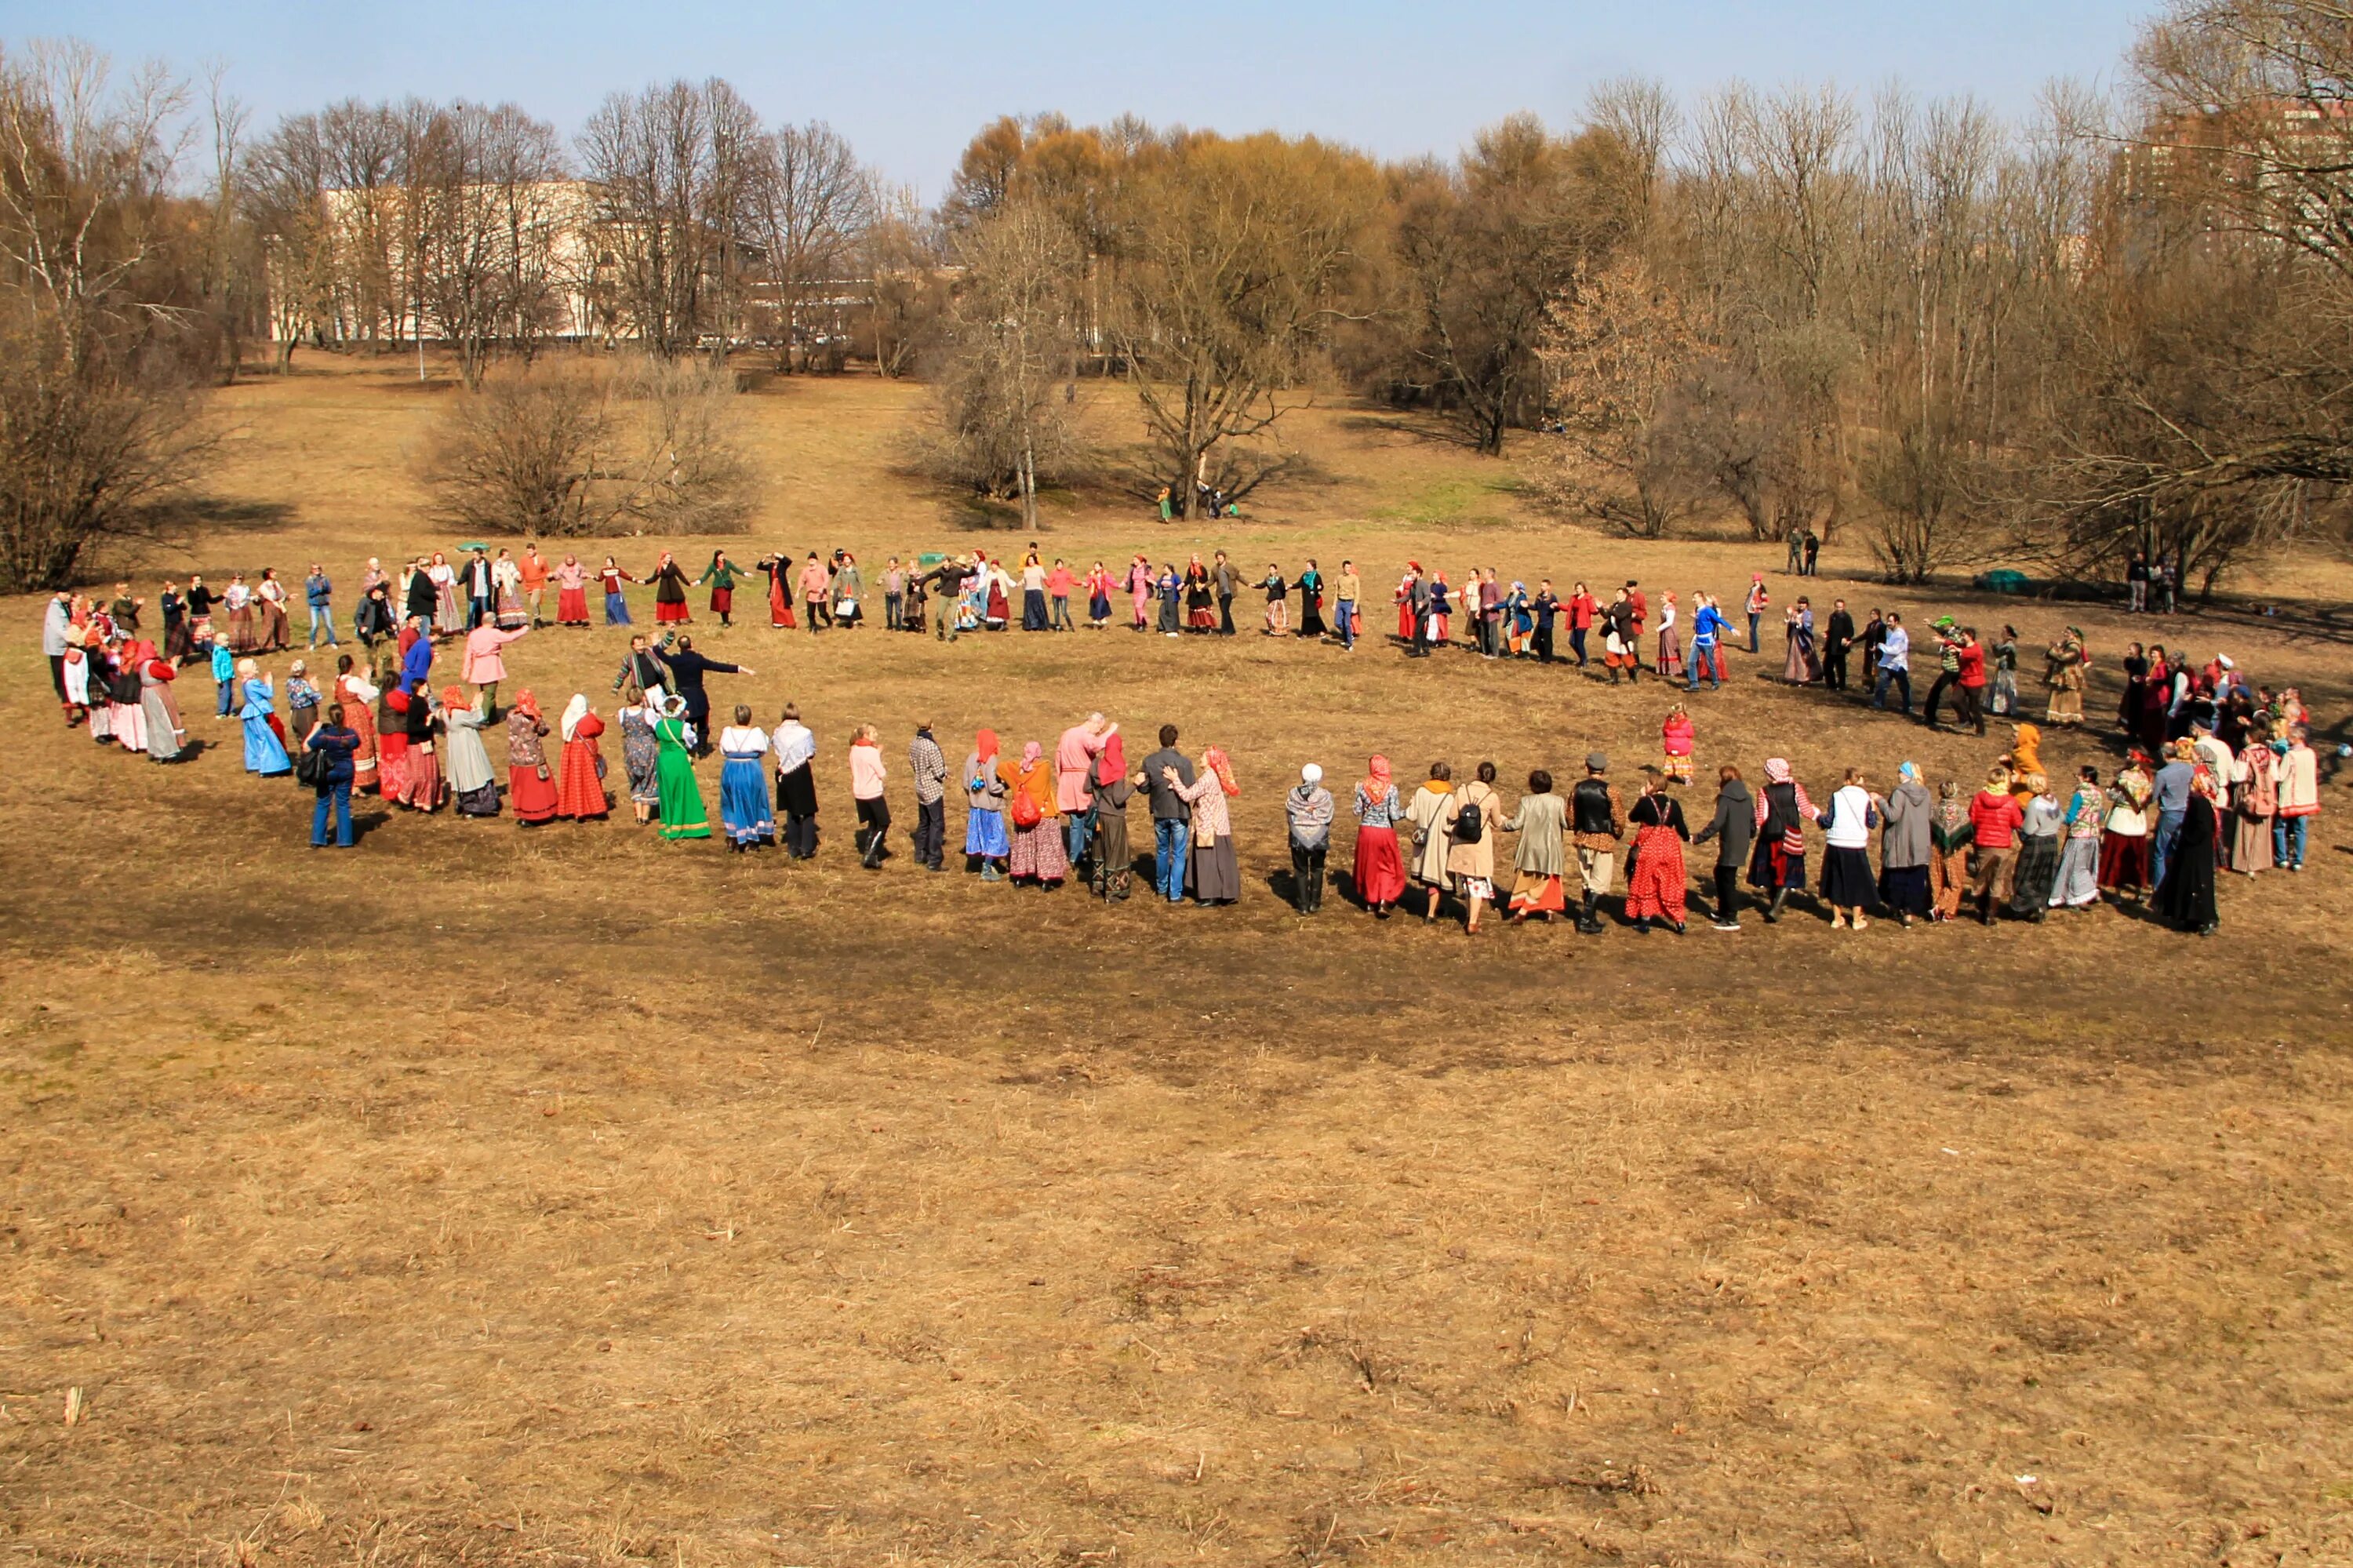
[1966,766,2026,922]
[1567,583,1598,667]
[1955,628,1989,737]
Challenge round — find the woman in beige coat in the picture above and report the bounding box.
[1403,761,1460,923]
[1500,769,1569,922]
[1446,760,1503,933]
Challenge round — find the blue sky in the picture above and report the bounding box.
[20,1,2151,197]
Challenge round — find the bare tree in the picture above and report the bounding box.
[1538,257,1704,536]
[422,355,752,536]
[924,198,1086,522]
[577,79,759,355]
[752,121,875,370]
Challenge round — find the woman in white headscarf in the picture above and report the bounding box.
[556,693,609,820]
[442,686,500,817]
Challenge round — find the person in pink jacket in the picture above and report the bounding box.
[1055,713,1117,867]
[462,621,529,716]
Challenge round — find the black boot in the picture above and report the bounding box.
[1765,888,1788,924]
[1577,891,1603,934]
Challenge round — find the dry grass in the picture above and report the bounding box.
[3,352,2352,1566]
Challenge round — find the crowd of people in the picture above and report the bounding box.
[39,540,2328,940]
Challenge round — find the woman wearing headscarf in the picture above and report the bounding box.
[2153,762,2220,934]
[653,695,710,840]
[1817,766,1879,930]
[1500,769,1568,922]
[1927,780,1973,922]
[2039,627,2085,725]
[504,690,558,825]
[600,556,638,626]
[1184,555,1216,633]
[718,704,774,849]
[557,695,610,821]
[614,689,660,824]
[1126,555,1154,631]
[238,660,292,777]
[1404,762,1459,922]
[1624,766,1693,933]
[2231,729,2278,875]
[333,656,380,793]
[1877,762,1933,926]
[224,573,257,653]
[649,551,691,627]
[428,552,462,635]
[1155,562,1181,635]
[2052,764,2108,909]
[850,724,892,867]
[2099,751,2155,897]
[1006,740,1067,886]
[1170,745,1242,904]
[140,653,187,762]
[2006,773,2064,921]
[1747,758,1817,922]
[377,681,412,804]
[442,687,500,817]
[1989,625,2020,718]
[1654,591,1682,678]
[1285,764,1334,912]
[1349,756,1408,916]
[965,728,1012,879]
[772,704,820,858]
[1090,729,1135,900]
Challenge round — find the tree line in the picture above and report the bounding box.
[5,2,2351,588]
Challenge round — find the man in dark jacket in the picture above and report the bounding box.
[1569,751,1624,933]
[1821,600,1855,691]
[655,635,753,755]
[1689,765,1757,930]
[611,635,666,697]
[1141,723,1195,901]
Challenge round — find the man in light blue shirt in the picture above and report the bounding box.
[1871,613,1912,714]
[2149,743,2195,891]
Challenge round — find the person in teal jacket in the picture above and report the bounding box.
[211,635,237,716]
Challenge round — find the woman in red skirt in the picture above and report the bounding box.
[649,551,691,626]
[554,554,591,625]
[1349,755,1409,916]
[555,694,609,820]
[506,689,561,824]
[1624,766,1691,933]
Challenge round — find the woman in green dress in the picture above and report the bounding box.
[655,695,711,840]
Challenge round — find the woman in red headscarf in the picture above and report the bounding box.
[1089,729,1135,899]
[1350,755,1408,915]
[506,689,560,824]
[555,693,609,820]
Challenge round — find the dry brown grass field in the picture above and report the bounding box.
[4,355,2352,1566]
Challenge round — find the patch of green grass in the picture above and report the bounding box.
[1369,474,1525,530]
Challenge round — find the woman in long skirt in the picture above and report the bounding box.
[1127,556,1153,630]
[2099,754,2155,897]
[1927,781,1972,921]
[1351,756,1407,915]
[1747,759,1816,922]
[506,689,560,825]
[618,696,660,825]
[377,684,411,803]
[717,704,775,849]
[2231,737,2277,875]
[1090,734,1134,897]
[654,697,711,840]
[335,657,380,793]
[1088,562,1114,628]
[2006,774,2064,921]
[773,706,820,857]
[238,661,291,777]
[442,688,502,817]
[1654,592,1683,678]
[1877,762,1934,926]
[1173,746,1242,904]
[964,729,1011,878]
[140,657,187,762]
[1817,768,1878,930]
[556,695,610,820]
[1781,602,1819,683]
[602,558,638,627]
[1500,768,1568,922]
[1007,741,1068,886]
[224,575,258,654]
[397,685,444,811]
[2052,766,2108,909]
[1155,567,1181,635]
[1624,768,1691,933]
[2154,777,2221,934]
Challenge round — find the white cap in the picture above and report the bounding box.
[1301,763,1323,785]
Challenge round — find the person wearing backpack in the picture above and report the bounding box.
[1445,761,1502,933]
[305,703,360,848]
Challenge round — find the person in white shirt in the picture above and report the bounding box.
[1871,614,1912,715]
[772,705,820,859]
[717,705,774,851]
[1820,766,1880,930]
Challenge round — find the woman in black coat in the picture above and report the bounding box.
[2153,781,2220,935]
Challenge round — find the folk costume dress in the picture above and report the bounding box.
[1007,744,1067,884]
[377,686,412,802]
[1624,791,1691,923]
[336,671,380,791]
[553,558,591,625]
[240,675,291,777]
[1747,761,1815,893]
[649,558,691,626]
[140,660,187,762]
[718,724,776,846]
[618,703,660,811]
[1351,770,1409,908]
[654,708,711,840]
[507,697,560,824]
[556,700,610,820]
[442,695,501,817]
[1176,748,1242,904]
[965,733,1012,862]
